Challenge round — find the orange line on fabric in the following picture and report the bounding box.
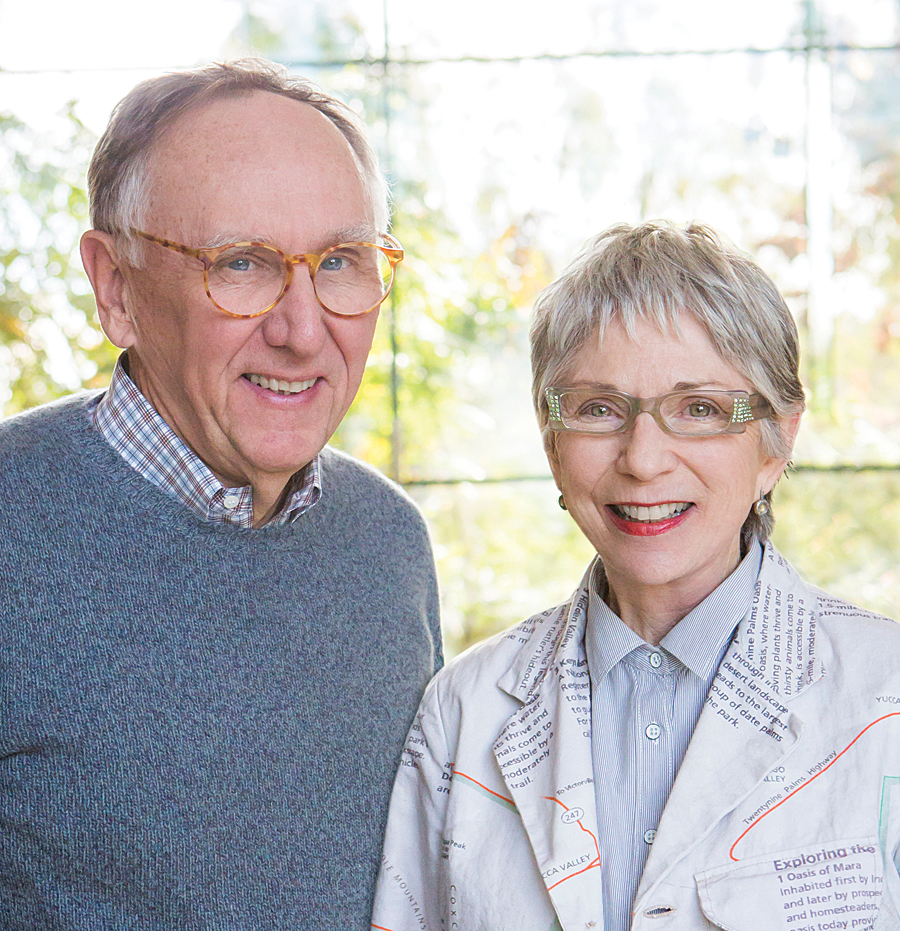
[452,768,516,805]
[729,711,900,861]
[544,795,602,888]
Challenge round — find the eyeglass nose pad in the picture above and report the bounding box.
[278,258,319,311]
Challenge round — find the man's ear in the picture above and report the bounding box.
[80,230,136,349]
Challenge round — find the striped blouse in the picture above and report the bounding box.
[584,541,763,930]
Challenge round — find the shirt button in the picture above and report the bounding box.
[644,829,657,844]
[645,723,662,740]
[223,494,240,510]
[649,652,663,668]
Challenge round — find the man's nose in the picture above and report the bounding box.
[615,410,678,480]
[260,265,328,353]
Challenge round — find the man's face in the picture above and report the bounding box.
[111,91,379,492]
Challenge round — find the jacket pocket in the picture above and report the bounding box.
[695,836,884,930]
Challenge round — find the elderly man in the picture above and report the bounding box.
[0,60,442,929]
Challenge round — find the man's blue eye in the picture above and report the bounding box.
[227,257,252,272]
[320,255,345,271]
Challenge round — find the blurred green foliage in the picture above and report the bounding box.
[0,107,118,413]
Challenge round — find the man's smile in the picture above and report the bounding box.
[244,373,318,396]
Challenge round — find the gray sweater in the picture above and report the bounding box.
[0,393,442,930]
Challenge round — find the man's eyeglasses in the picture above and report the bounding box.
[132,229,404,319]
[545,387,775,437]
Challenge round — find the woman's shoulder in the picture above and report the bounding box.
[419,596,577,727]
[811,585,900,641]
[763,543,898,642]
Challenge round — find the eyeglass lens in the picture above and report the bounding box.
[556,390,744,435]
[207,243,394,316]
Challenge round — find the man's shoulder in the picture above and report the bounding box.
[0,393,113,532]
[0,391,102,455]
[318,445,425,521]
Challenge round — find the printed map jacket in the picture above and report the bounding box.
[372,543,900,931]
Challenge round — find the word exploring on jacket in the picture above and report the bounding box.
[772,842,882,929]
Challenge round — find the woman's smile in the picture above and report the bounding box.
[607,501,694,535]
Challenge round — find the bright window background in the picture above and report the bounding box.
[2,0,899,655]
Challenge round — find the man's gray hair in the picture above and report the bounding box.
[530,221,805,543]
[88,59,390,262]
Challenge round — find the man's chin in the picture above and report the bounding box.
[239,446,323,485]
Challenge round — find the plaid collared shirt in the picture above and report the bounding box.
[91,357,321,528]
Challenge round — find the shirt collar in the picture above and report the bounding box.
[585,539,763,683]
[92,355,321,528]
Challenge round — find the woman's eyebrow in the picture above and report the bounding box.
[672,380,733,390]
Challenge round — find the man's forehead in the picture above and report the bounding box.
[157,90,354,160]
[142,90,372,241]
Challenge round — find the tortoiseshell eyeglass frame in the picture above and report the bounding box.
[130,228,404,319]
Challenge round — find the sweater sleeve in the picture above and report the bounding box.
[371,679,453,931]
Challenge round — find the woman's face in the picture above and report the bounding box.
[549,313,794,611]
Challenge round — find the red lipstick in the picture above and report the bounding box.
[607,504,693,537]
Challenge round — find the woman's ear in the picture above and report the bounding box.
[80,230,137,350]
[782,408,802,454]
[761,408,804,492]
[544,431,563,491]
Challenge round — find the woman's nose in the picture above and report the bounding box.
[616,410,678,480]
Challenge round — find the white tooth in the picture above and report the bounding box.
[249,374,260,386]
[259,376,270,390]
[289,381,302,393]
[276,380,289,393]
[618,502,690,522]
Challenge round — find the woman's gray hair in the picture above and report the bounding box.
[530,221,805,544]
[88,58,390,263]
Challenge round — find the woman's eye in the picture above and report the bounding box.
[578,398,622,419]
[684,399,724,418]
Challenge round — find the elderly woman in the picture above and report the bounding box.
[372,223,900,930]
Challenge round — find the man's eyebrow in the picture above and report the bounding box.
[198,225,380,252]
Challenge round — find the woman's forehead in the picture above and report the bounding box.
[566,315,752,391]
